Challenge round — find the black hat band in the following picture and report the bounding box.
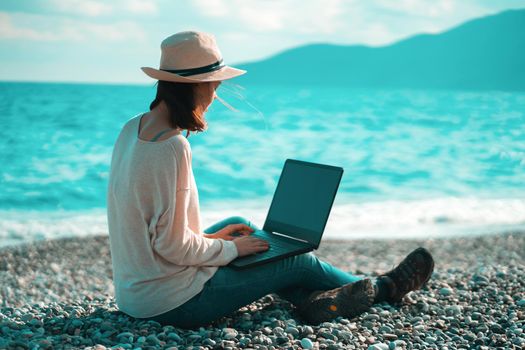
[160,59,225,77]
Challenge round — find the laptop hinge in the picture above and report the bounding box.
[272,231,311,245]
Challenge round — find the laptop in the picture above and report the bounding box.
[228,158,344,269]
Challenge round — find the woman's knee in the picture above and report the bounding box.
[296,251,318,264]
[277,251,319,271]
[224,215,257,228]
[204,216,254,234]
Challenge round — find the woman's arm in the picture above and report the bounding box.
[150,189,239,266]
[204,223,254,240]
[148,141,239,266]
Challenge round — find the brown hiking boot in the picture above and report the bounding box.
[377,247,434,303]
[296,278,375,325]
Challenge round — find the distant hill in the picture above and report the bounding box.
[233,9,525,90]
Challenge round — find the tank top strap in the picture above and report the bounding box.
[149,128,174,142]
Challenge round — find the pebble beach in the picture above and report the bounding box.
[1,232,524,350]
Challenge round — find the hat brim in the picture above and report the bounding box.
[141,65,246,83]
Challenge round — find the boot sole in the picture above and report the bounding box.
[299,278,375,324]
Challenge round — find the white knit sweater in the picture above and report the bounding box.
[106,113,238,318]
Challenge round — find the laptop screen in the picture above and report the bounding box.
[262,159,343,247]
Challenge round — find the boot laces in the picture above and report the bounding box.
[391,257,419,291]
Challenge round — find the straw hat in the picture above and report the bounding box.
[141,31,246,83]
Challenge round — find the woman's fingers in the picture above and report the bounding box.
[234,235,270,256]
[250,240,269,254]
[248,236,266,242]
[254,239,269,247]
[230,223,254,232]
[230,230,252,237]
[245,236,268,245]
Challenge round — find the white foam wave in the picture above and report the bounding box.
[1,197,524,249]
[202,196,525,239]
[0,208,108,248]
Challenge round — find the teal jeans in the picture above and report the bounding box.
[141,216,361,328]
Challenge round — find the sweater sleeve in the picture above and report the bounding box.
[148,140,239,267]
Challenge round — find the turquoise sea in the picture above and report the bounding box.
[1,81,524,247]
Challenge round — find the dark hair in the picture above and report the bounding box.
[148,80,208,138]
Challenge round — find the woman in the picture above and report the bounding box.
[106,31,435,329]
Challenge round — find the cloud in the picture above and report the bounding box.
[194,0,228,17]
[47,0,159,17]
[126,0,159,15]
[72,20,147,42]
[192,0,347,34]
[363,22,393,44]
[374,0,456,18]
[0,11,147,42]
[0,12,60,40]
[49,0,113,17]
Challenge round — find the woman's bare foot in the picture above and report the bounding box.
[297,278,375,325]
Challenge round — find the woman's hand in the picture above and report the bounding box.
[206,223,255,241]
[233,236,270,257]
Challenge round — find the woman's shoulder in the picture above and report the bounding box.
[167,134,191,151]
[124,113,142,128]
[113,113,141,143]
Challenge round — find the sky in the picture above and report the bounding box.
[1,0,525,84]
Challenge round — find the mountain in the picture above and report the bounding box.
[233,9,525,90]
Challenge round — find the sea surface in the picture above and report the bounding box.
[1,81,524,248]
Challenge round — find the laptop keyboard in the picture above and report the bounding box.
[250,232,305,254]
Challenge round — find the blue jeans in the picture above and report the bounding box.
[142,216,361,328]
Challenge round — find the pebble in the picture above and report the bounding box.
[136,336,146,344]
[284,326,299,337]
[302,325,314,335]
[145,334,160,345]
[472,311,482,320]
[222,327,238,340]
[239,337,250,346]
[413,324,425,331]
[202,338,216,346]
[425,336,437,343]
[300,338,314,349]
[439,287,453,296]
[417,301,430,312]
[363,321,375,329]
[411,316,423,324]
[319,329,336,341]
[379,325,393,333]
[117,332,134,343]
[167,332,182,342]
[472,274,490,286]
[262,326,272,335]
[394,340,406,347]
[445,305,462,316]
[71,319,83,327]
[364,314,381,321]
[338,330,353,340]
